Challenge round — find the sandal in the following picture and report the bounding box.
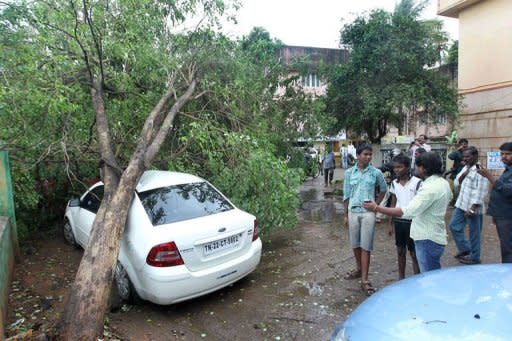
[361,280,376,296]
[343,269,361,280]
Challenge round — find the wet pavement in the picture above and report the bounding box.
[6,168,502,340]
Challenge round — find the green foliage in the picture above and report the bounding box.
[1,5,311,237]
[325,0,459,143]
[164,85,304,233]
[214,151,301,234]
[160,27,320,233]
[445,130,459,145]
[446,40,458,65]
[303,156,319,179]
[199,133,301,234]
[165,123,302,233]
[1,2,99,233]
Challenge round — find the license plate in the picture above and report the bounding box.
[203,233,242,256]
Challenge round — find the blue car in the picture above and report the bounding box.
[332,264,512,341]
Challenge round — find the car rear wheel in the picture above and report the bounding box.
[63,220,78,247]
[115,263,141,304]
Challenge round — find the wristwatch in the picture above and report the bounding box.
[468,209,475,214]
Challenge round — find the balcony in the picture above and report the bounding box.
[438,0,482,18]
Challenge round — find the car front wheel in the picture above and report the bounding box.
[115,263,141,304]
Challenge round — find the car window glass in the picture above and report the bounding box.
[81,185,104,213]
[137,182,233,226]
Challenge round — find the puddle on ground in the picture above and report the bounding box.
[300,186,344,223]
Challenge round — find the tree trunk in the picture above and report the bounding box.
[56,76,197,340]
[56,79,147,340]
[56,162,144,340]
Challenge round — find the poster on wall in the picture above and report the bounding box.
[487,151,505,170]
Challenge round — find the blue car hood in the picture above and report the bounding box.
[340,264,512,341]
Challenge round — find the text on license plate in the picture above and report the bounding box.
[203,233,242,256]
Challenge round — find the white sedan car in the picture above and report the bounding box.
[64,170,262,305]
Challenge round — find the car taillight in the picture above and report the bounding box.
[146,242,184,267]
[252,219,259,241]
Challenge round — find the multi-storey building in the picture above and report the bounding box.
[438,0,512,157]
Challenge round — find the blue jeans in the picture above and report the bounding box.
[414,239,445,272]
[449,208,483,261]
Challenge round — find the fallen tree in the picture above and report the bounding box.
[3,1,230,339]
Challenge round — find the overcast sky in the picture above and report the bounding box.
[222,0,459,48]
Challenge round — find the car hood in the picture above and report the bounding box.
[340,264,512,341]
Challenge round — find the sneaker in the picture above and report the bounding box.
[454,251,470,259]
[459,256,481,265]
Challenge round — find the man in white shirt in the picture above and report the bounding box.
[387,154,422,279]
[347,142,356,166]
[409,134,431,166]
[340,143,349,169]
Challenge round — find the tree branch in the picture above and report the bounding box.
[144,76,197,167]
[82,0,105,82]
[90,79,122,176]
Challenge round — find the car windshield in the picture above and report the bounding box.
[136,182,234,226]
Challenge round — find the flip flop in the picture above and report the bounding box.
[361,280,376,296]
[343,269,361,280]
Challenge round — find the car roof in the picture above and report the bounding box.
[341,264,512,340]
[136,170,204,192]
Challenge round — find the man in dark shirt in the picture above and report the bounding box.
[446,138,469,180]
[478,142,512,263]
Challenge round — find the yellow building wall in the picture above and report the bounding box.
[458,0,512,90]
[439,0,512,156]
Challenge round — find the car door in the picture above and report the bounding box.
[75,184,104,247]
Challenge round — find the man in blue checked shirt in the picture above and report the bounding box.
[449,146,489,265]
[343,144,387,296]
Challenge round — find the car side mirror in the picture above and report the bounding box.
[68,198,81,207]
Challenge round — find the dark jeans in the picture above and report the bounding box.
[414,239,445,272]
[324,167,334,185]
[495,218,512,263]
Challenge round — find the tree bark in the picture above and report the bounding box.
[56,165,141,340]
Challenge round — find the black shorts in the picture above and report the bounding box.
[394,219,415,252]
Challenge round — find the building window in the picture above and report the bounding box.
[419,112,447,126]
[435,113,447,125]
[302,73,320,88]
